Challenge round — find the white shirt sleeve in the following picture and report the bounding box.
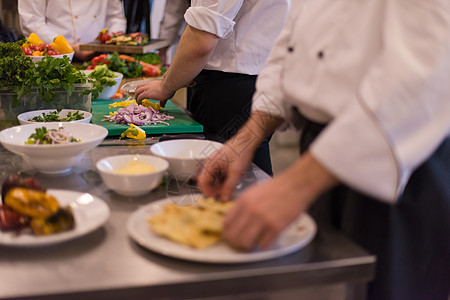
[184,0,243,38]
[311,0,450,202]
[18,0,59,43]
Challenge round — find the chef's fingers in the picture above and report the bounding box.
[258,229,279,249]
[197,165,222,198]
[219,166,242,202]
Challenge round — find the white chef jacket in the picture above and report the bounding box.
[252,0,450,202]
[18,0,126,45]
[184,0,291,75]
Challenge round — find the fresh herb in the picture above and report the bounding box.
[0,43,33,89]
[30,110,85,122]
[132,53,161,65]
[25,126,81,144]
[0,43,97,107]
[25,127,49,144]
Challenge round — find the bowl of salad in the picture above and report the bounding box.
[17,109,92,125]
[83,65,123,99]
[0,122,107,174]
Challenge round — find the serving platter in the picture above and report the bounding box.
[79,39,171,54]
[127,196,317,263]
[0,190,110,247]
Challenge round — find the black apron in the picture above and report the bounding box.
[188,69,273,175]
[301,119,450,300]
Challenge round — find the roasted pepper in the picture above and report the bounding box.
[120,124,146,140]
[27,33,43,46]
[4,188,60,218]
[51,35,73,54]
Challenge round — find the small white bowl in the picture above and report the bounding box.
[0,122,107,174]
[96,154,169,197]
[30,52,74,64]
[150,139,223,181]
[83,70,123,99]
[17,109,92,125]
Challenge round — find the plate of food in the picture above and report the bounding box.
[127,195,317,263]
[0,176,110,247]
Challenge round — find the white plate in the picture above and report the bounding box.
[0,189,110,247]
[127,196,317,263]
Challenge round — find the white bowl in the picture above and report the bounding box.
[0,122,107,174]
[30,52,74,64]
[96,154,169,196]
[83,70,123,99]
[17,109,92,125]
[150,139,223,181]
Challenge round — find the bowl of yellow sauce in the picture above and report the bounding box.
[96,155,169,196]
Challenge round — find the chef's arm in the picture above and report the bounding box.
[160,25,220,97]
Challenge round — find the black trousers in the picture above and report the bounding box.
[188,69,273,175]
[301,120,450,300]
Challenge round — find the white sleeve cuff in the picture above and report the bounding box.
[184,6,235,39]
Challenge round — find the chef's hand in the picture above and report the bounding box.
[222,152,339,250]
[72,44,95,62]
[197,141,254,202]
[135,79,173,106]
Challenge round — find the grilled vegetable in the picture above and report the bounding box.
[1,175,44,202]
[4,187,60,218]
[31,207,75,235]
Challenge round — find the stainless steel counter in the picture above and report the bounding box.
[0,141,375,300]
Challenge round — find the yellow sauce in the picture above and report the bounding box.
[114,160,156,174]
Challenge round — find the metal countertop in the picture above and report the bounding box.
[0,141,375,300]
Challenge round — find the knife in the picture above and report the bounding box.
[121,78,193,117]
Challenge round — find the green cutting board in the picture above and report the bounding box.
[91,99,203,136]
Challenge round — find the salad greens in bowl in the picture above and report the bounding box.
[83,65,123,99]
[17,109,92,125]
[0,122,107,174]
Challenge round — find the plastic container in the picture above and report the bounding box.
[0,83,92,130]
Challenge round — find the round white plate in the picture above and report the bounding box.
[0,189,110,247]
[127,196,317,263]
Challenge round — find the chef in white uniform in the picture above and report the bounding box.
[18,0,126,61]
[198,1,450,300]
[136,0,292,175]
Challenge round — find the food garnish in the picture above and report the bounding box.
[147,198,234,249]
[0,175,75,235]
[25,126,81,144]
[29,110,85,122]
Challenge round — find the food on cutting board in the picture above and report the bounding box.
[120,124,147,140]
[25,126,81,144]
[0,175,75,235]
[104,99,173,126]
[147,198,234,249]
[97,28,148,46]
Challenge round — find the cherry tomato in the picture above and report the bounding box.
[21,46,33,55]
[0,204,30,231]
